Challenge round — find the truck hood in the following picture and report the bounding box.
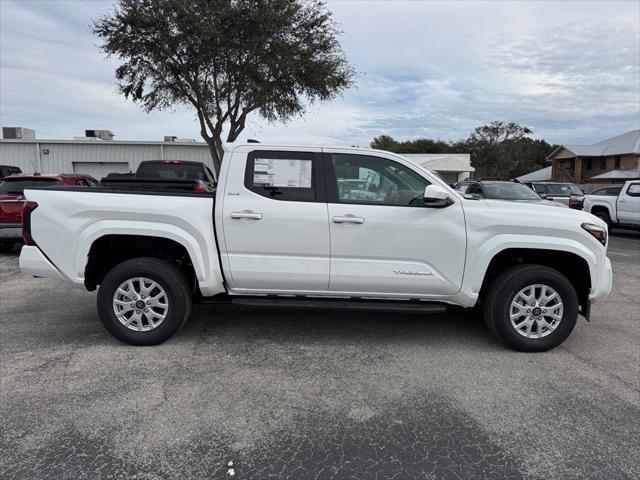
[481,199,606,229]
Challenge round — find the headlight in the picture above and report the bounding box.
[582,222,607,246]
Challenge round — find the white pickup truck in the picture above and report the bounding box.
[19,144,612,351]
[582,180,640,229]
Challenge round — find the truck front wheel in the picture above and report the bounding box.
[593,210,612,229]
[483,264,578,352]
[97,257,192,346]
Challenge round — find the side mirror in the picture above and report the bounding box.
[423,185,453,208]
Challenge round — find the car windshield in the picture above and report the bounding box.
[136,162,205,180]
[483,183,541,200]
[543,184,582,195]
[0,178,63,194]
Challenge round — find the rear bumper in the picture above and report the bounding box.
[19,245,64,280]
[0,223,22,240]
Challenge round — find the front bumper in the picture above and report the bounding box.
[0,223,22,240]
[588,256,612,303]
[19,245,64,280]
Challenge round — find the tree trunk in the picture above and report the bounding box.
[204,136,224,179]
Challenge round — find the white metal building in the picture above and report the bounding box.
[0,139,214,179]
[401,153,474,183]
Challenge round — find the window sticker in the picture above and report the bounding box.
[253,158,312,188]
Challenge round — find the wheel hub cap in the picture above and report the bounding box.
[113,277,169,332]
[510,284,563,339]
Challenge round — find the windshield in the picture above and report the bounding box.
[483,183,541,200]
[136,162,206,180]
[544,184,582,195]
[0,178,63,194]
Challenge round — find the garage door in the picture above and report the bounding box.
[72,162,130,179]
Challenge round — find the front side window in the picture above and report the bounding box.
[244,151,319,202]
[455,183,470,194]
[331,154,430,207]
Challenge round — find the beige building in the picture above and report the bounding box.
[547,129,640,184]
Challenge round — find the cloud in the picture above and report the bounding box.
[0,0,638,147]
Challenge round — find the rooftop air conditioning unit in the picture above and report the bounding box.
[85,130,114,141]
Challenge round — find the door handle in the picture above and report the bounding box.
[618,200,626,203]
[332,215,365,224]
[230,212,263,220]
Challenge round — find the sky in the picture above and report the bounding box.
[0,0,638,147]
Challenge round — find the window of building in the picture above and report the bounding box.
[600,158,607,169]
[614,156,621,169]
[586,159,593,170]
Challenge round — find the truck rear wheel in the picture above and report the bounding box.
[483,264,578,352]
[97,257,192,346]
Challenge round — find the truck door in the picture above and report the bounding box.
[324,150,466,296]
[220,148,330,292]
[617,182,640,225]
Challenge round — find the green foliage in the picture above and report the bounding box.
[92,0,355,172]
[371,121,554,179]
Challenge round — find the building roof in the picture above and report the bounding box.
[515,166,552,182]
[548,129,640,159]
[590,169,640,180]
[401,153,474,172]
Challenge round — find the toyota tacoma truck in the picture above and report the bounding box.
[19,144,612,351]
[582,180,640,230]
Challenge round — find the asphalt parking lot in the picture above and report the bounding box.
[1,231,638,480]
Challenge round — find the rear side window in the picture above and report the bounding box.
[244,151,323,202]
[0,179,63,194]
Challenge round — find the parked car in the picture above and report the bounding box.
[0,174,97,252]
[0,165,22,179]
[19,145,611,352]
[582,180,640,229]
[453,180,567,207]
[525,182,584,209]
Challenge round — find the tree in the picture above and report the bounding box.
[370,121,554,179]
[464,121,552,178]
[370,135,454,154]
[92,0,355,174]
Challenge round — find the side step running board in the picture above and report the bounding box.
[226,297,447,314]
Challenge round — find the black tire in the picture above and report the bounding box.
[97,257,192,346]
[0,241,16,253]
[593,210,612,230]
[483,264,578,352]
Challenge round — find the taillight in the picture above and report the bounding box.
[568,197,573,208]
[22,201,38,245]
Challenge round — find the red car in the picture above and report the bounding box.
[0,174,98,252]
